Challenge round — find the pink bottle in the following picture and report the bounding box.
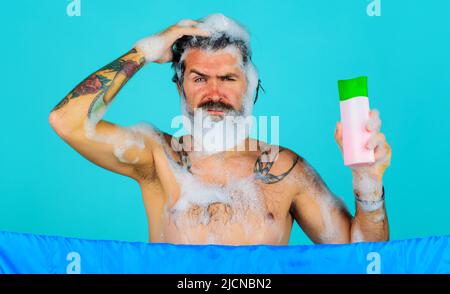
[338,76,375,166]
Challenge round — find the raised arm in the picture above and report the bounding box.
[48,20,210,182]
[49,48,154,181]
[291,109,391,244]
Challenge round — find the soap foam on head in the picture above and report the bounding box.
[196,13,250,44]
[194,14,257,117]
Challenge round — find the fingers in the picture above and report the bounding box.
[176,19,199,28]
[174,19,211,38]
[374,141,391,162]
[336,118,391,165]
[366,132,385,151]
[335,122,343,151]
[180,26,211,37]
[334,122,342,139]
[365,110,391,163]
[365,109,390,160]
[365,109,381,132]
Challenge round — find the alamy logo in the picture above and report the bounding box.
[366,251,381,274]
[367,0,381,17]
[66,251,81,274]
[67,0,81,17]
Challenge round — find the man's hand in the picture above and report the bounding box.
[135,19,210,64]
[334,109,392,199]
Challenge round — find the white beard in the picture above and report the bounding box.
[179,58,259,155]
[190,108,253,154]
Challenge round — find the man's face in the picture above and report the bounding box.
[179,47,247,119]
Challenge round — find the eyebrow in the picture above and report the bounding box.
[189,69,209,78]
[189,69,239,79]
[218,73,239,79]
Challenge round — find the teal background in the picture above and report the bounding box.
[1,0,449,245]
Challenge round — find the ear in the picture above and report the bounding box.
[176,81,182,96]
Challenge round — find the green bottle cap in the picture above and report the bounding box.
[338,76,368,101]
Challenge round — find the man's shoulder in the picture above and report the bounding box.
[255,141,304,165]
[252,141,309,183]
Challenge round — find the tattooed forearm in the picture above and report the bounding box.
[254,148,299,184]
[52,48,145,113]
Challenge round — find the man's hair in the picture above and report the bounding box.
[171,34,263,104]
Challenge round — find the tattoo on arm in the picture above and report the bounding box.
[254,148,299,184]
[52,48,145,113]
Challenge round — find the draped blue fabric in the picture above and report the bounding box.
[0,231,449,273]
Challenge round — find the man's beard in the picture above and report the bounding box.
[181,96,253,154]
[179,59,258,154]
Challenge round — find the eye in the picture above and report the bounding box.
[221,76,236,81]
[194,77,206,83]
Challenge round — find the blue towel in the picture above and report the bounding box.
[0,231,449,273]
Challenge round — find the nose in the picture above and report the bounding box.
[205,79,223,102]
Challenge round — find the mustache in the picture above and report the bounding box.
[197,100,235,112]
